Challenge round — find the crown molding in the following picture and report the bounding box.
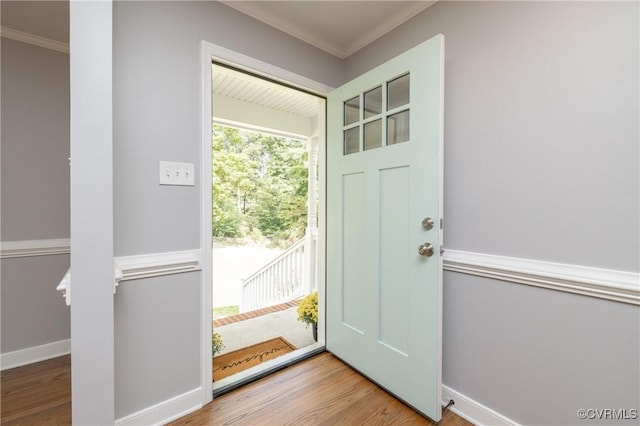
[1,27,69,54]
[342,1,436,58]
[221,1,435,59]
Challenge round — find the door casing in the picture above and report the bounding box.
[200,41,331,402]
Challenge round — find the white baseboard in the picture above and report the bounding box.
[1,339,71,371]
[442,385,520,426]
[115,387,202,426]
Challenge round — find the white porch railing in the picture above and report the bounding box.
[240,238,307,312]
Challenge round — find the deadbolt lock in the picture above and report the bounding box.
[418,243,434,257]
[422,217,434,230]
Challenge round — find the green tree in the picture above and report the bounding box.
[211,125,308,243]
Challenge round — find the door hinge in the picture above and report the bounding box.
[440,218,444,230]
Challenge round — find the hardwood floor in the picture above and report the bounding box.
[1,355,71,425]
[1,352,471,426]
[171,352,472,426]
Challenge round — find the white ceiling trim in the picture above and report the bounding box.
[1,26,69,54]
[342,1,436,58]
[221,1,435,59]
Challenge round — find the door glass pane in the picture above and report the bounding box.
[344,96,359,126]
[364,86,382,118]
[387,74,410,110]
[364,119,382,151]
[387,110,410,145]
[344,127,359,155]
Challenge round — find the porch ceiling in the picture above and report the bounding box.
[213,65,319,119]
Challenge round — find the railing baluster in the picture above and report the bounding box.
[239,238,307,313]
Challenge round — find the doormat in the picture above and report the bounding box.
[213,337,296,381]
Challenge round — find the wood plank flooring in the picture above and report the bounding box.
[1,352,471,425]
[171,352,472,426]
[1,355,71,425]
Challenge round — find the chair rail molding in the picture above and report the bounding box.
[0,238,71,259]
[56,250,201,304]
[1,27,69,54]
[114,249,202,284]
[443,249,640,305]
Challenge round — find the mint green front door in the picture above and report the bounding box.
[327,35,444,421]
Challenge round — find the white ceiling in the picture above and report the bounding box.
[222,1,435,59]
[213,65,320,118]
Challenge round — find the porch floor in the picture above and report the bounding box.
[213,301,316,355]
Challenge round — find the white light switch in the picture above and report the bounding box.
[159,161,195,186]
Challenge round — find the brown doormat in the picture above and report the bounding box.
[213,337,296,381]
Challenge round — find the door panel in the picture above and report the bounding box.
[379,166,410,354]
[327,35,444,421]
[342,172,366,332]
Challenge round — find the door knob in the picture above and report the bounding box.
[418,243,434,257]
[421,217,434,230]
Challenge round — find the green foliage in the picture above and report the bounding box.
[212,199,241,237]
[212,305,239,319]
[212,125,308,244]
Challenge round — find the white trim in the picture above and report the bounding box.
[0,238,71,259]
[114,250,202,283]
[201,40,330,407]
[57,268,72,306]
[201,41,215,406]
[436,34,446,422]
[214,117,309,141]
[1,339,71,371]
[442,385,520,426]
[219,1,435,59]
[1,27,69,54]
[115,387,202,426]
[443,249,640,305]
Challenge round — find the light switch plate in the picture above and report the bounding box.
[159,161,195,186]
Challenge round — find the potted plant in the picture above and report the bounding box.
[212,331,225,356]
[297,291,318,341]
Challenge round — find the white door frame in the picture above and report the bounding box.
[200,41,332,403]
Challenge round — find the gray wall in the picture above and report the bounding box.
[1,38,70,354]
[346,2,639,425]
[347,1,639,272]
[112,1,343,418]
[113,0,342,258]
[12,0,629,422]
[1,256,70,352]
[1,39,70,241]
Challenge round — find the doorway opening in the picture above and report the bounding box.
[210,63,326,392]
